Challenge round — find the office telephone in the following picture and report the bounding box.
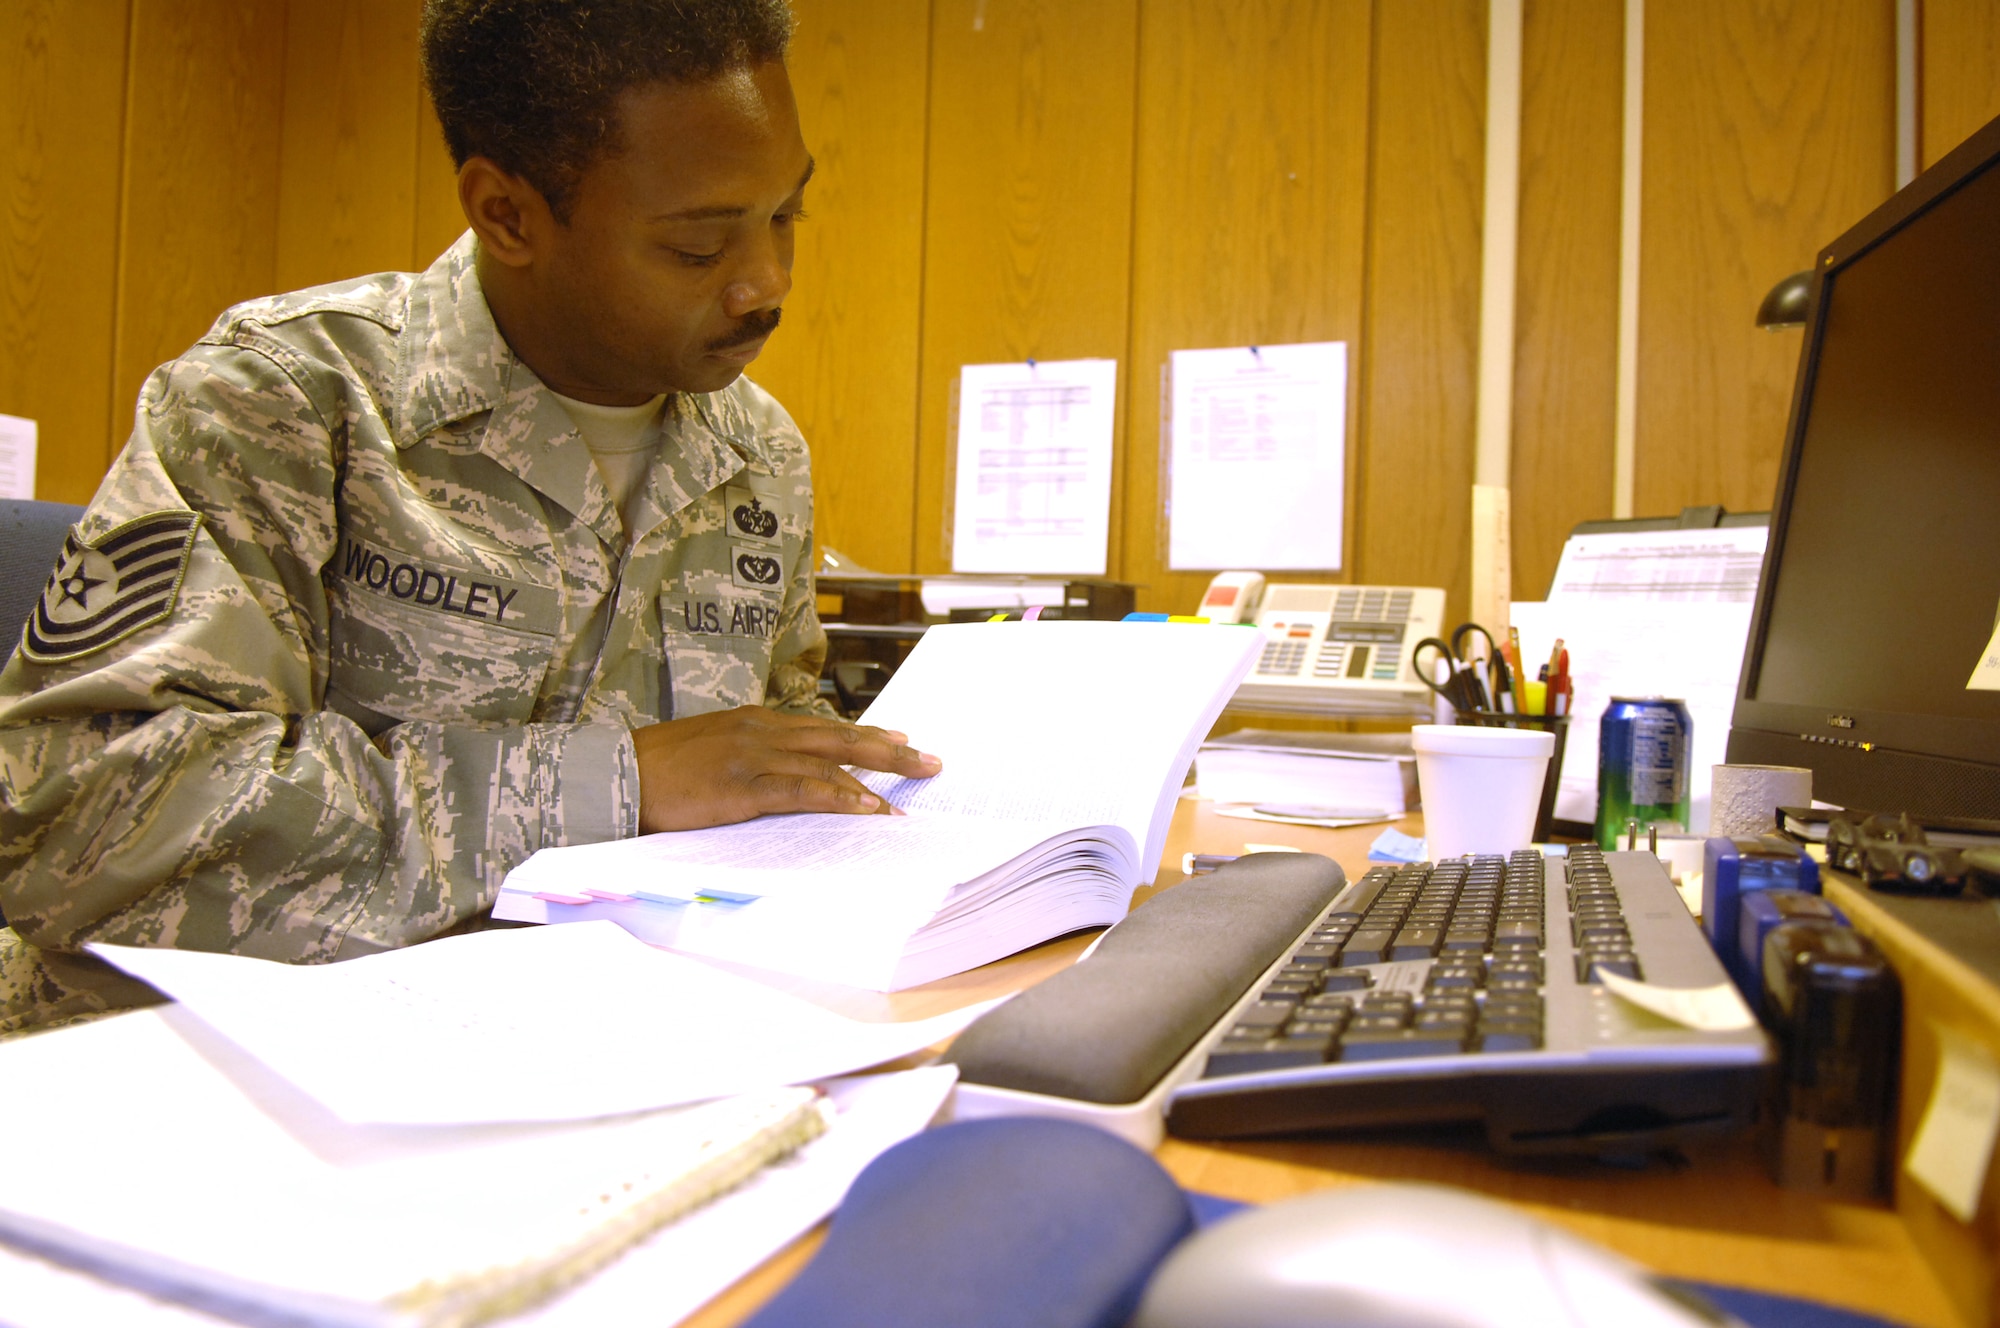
[1199,574,1445,717]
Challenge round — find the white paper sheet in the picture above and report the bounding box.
[1546,526,1768,602]
[0,1066,957,1328]
[1509,599,1753,831]
[1167,342,1347,571]
[951,360,1116,574]
[0,413,38,500]
[89,923,998,1125]
[1905,1026,2000,1223]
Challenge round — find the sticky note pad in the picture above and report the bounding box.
[1598,970,1756,1032]
[1906,1026,2000,1223]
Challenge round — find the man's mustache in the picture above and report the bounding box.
[707,309,782,352]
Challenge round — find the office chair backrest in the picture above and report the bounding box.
[0,499,85,669]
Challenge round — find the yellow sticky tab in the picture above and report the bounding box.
[1906,1026,2000,1222]
[1968,621,2000,691]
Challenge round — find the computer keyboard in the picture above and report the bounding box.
[1164,845,1771,1152]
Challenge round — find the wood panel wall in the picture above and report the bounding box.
[2,0,1983,616]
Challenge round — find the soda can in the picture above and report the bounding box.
[1596,696,1692,848]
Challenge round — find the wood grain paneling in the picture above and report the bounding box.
[1121,0,1374,614]
[0,0,130,503]
[1510,0,1623,599]
[274,0,420,291]
[1921,0,2000,169]
[111,0,287,437]
[913,0,1140,574]
[1635,0,1894,518]
[748,0,931,574]
[1355,0,1486,625]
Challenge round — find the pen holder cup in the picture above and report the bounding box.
[1455,712,1568,844]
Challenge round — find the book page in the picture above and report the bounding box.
[88,923,1000,1125]
[854,620,1262,873]
[504,810,1066,902]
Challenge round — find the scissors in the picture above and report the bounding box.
[1411,622,1503,713]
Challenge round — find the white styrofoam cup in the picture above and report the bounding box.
[1411,724,1557,859]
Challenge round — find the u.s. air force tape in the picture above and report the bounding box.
[21,511,203,665]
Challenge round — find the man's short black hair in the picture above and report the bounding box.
[422,0,795,223]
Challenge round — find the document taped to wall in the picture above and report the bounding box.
[1166,342,1347,572]
[950,359,1117,576]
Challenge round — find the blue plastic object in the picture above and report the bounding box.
[1703,836,1819,984]
[743,1118,1194,1328]
[1735,888,1847,1011]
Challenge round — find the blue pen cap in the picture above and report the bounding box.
[1737,888,1847,1014]
[1703,835,1820,981]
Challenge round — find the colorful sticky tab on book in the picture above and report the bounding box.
[532,892,593,906]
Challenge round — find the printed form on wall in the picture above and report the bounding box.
[951,359,1117,575]
[0,415,37,500]
[1167,342,1347,572]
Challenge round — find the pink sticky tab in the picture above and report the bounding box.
[532,892,593,906]
[583,889,636,903]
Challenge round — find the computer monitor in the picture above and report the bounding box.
[1726,112,2000,820]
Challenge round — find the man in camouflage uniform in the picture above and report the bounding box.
[0,0,938,1034]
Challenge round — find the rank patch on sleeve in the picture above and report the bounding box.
[21,511,203,665]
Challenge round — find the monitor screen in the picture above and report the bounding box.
[1729,114,2000,820]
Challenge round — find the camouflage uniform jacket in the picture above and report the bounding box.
[0,232,832,1032]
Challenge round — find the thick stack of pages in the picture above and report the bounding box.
[0,1010,824,1328]
[1192,728,1418,816]
[496,621,1264,990]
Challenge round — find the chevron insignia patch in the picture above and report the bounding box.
[21,511,204,665]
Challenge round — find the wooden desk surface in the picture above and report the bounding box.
[688,800,1973,1328]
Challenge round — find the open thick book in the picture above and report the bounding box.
[496,621,1262,989]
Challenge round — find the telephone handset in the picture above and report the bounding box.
[1196,571,1266,624]
[1199,575,1447,717]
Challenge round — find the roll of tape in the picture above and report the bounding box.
[1709,764,1814,837]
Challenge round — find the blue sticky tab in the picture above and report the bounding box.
[1369,829,1428,863]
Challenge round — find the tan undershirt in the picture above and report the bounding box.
[551,390,669,538]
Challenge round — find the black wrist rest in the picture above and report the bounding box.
[943,852,1348,1105]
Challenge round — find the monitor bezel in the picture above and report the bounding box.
[1728,110,2000,814]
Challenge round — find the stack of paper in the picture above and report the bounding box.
[0,924,991,1326]
[1193,729,1417,816]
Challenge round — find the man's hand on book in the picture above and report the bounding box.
[632,708,942,831]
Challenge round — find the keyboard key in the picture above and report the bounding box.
[1349,1012,1407,1033]
[1234,1001,1296,1030]
[1390,926,1443,960]
[1203,1041,1329,1076]
[1338,1029,1469,1060]
[1338,930,1395,965]
[1318,969,1372,993]
[1580,952,1643,982]
[1262,979,1315,999]
[1476,1025,1543,1053]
